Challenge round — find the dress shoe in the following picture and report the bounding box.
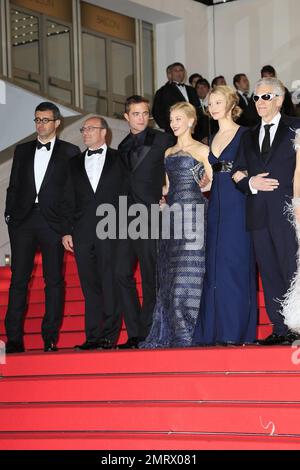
[282,331,300,345]
[44,341,58,352]
[6,341,25,354]
[258,333,287,346]
[117,337,140,349]
[96,338,115,350]
[74,340,100,350]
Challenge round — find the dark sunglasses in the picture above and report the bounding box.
[253,93,279,102]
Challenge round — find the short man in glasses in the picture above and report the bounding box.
[61,116,125,350]
[233,77,300,345]
[4,102,80,353]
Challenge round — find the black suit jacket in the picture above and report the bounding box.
[152,82,199,131]
[118,128,174,207]
[5,138,80,232]
[61,148,125,243]
[233,115,300,230]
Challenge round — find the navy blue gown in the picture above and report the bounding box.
[139,153,207,348]
[193,127,257,345]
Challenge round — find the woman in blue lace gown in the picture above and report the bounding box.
[139,102,211,348]
[193,86,257,346]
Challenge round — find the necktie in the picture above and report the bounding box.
[261,124,274,161]
[243,92,249,105]
[174,82,185,87]
[87,148,104,157]
[36,141,51,151]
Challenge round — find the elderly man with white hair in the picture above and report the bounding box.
[232,77,300,345]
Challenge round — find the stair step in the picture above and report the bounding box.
[0,287,85,305]
[0,300,85,319]
[0,274,82,292]
[1,373,300,404]
[0,431,299,450]
[1,347,299,378]
[258,291,265,307]
[257,324,272,339]
[258,307,271,325]
[14,330,128,350]
[0,315,84,334]
[0,402,300,434]
[0,315,126,335]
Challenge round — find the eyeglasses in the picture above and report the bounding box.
[253,93,279,102]
[34,118,57,124]
[80,126,104,133]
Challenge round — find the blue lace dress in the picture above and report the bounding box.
[139,153,207,348]
[193,127,257,345]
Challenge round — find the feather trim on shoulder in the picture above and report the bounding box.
[294,128,300,151]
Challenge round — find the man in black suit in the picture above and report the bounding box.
[4,102,80,353]
[152,62,199,133]
[233,73,260,127]
[233,78,300,345]
[116,95,174,348]
[61,116,124,350]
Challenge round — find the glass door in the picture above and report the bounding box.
[11,7,42,91]
[10,4,75,104]
[82,30,136,118]
[82,31,108,115]
[46,19,74,104]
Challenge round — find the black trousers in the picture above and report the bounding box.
[5,207,64,343]
[252,223,298,336]
[74,238,122,343]
[116,237,157,340]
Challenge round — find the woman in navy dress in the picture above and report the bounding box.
[193,86,257,345]
[140,102,211,348]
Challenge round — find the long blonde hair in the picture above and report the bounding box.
[208,85,242,121]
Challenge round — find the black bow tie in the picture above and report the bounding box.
[174,82,185,87]
[87,148,104,157]
[36,141,51,151]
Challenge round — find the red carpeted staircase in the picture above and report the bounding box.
[0,254,300,450]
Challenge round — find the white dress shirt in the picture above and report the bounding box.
[85,144,107,192]
[258,112,281,150]
[175,83,189,102]
[249,112,281,194]
[34,136,56,202]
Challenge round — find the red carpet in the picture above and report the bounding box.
[0,253,299,449]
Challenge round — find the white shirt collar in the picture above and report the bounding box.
[261,112,281,128]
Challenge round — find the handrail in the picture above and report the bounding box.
[0,115,84,165]
[0,74,85,115]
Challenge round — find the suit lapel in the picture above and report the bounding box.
[170,83,186,101]
[251,125,261,159]
[119,135,132,170]
[132,130,155,172]
[78,151,96,194]
[95,148,114,193]
[265,118,287,165]
[28,141,37,193]
[39,138,59,191]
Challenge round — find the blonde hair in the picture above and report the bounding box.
[208,85,242,121]
[170,102,197,130]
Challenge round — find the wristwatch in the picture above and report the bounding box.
[5,215,10,224]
